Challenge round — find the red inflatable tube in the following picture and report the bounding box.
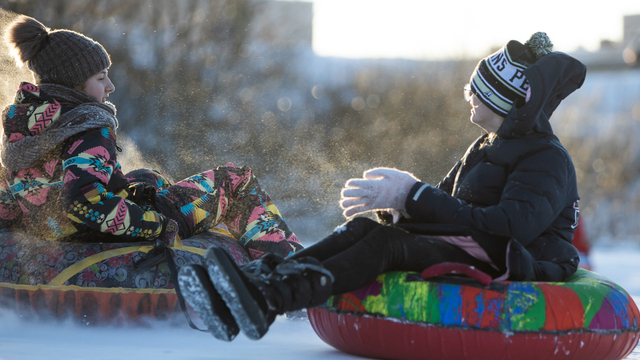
[308,307,639,360]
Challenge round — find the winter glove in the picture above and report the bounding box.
[340,167,419,221]
[127,182,158,205]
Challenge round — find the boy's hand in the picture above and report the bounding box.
[340,168,419,218]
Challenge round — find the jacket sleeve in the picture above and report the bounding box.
[0,177,21,232]
[61,127,170,241]
[405,146,571,246]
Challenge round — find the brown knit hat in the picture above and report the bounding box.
[5,15,111,87]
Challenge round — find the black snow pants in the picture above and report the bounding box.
[289,217,507,295]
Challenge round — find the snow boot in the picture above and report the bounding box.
[262,255,335,311]
[178,264,240,341]
[203,246,333,340]
[240,253,285,279]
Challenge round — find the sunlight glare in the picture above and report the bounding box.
[309,0,640,60]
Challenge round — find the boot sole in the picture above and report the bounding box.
[178,264,240,341]
[204,247,269,340]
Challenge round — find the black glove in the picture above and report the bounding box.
[159,218,179,246]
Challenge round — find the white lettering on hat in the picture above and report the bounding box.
[488,51,528,96]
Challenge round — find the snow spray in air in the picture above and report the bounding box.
[0,9,34,110]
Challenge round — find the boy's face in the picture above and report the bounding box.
[77,69,115,103]
[469,94,505,133]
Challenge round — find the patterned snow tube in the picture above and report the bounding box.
[308,266,640,360]
[0,229,249,324]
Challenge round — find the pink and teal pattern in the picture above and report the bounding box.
[325,269,640,333]
[0,83,301,261]
[311,270,640,360]
[154,164,303,260]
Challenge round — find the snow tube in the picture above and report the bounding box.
[308,264,640,360]
[0,229,249,324]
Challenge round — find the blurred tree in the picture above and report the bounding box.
[0,0,481,241]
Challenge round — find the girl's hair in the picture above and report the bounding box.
[480,132,498,148]
[5,16,50,67]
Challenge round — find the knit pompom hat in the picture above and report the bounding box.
[5,15,111,87]
[469,32,553,116]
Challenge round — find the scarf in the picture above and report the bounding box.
[0,83,119,171]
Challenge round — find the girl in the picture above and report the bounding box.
[179,32,586,341]
[0,16,301,285]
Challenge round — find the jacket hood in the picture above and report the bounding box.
[496,52,586,138]
[2,82,116,143]
[0,82,117,171]
[2,83,62,143]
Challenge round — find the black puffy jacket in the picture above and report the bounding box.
[401,52,586,282]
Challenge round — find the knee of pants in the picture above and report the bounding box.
[125,168,172,189]
[217,163,252,174]
[343,217,380,232]
[216,164,255,191]
[360,225,411,248]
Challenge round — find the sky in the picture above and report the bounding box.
[301,0,640,60]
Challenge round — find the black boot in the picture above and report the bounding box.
[203,246,333,340]
[178,264,240,341]
[261,256,334,312]
[240,253,285,279]
[178,253,284,341]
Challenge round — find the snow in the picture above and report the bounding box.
[591,243,640,296]
[1,245,640,360]
[0,314,356,360]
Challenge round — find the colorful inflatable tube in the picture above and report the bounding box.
[308,265,640,360]
[0,229,249,324]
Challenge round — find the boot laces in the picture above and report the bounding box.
[241,254,285,279]
[268,260,335,284]
[241,262,272,278]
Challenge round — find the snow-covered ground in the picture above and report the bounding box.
[1,244,640,360]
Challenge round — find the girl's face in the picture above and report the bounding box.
[469,94,504,133]
[76,69,115,103]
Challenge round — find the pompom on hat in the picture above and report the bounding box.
[469,32,553,116]
[4,15,111,87]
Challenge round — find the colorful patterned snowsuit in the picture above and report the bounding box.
[0,82,301,259]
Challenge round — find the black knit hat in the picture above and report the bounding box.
[470,32,553,116]
[5,16,111,87]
